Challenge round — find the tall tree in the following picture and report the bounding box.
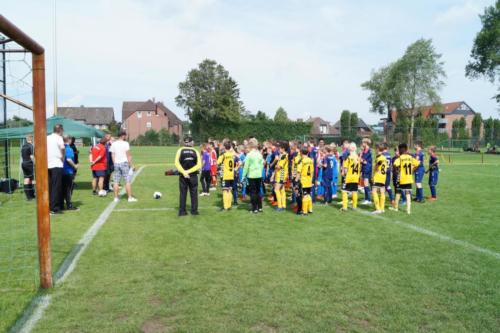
[175,59,244,140]
[349,112,359,141]
[471,113,483,141]
[484,117,495,142]
[273,107,289,123]
[361,63,401,117]
[255,110,269,121]
[391,39,446,146]
[466,1,500,105]
[340,110,351,139]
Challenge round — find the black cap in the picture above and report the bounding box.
[184,136,193,144]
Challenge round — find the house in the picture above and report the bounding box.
[331,118,373,138]
[58,106,115,130]
[308,116,373,138]
[386,101,477,138]
[308,117,339,136]
[121,99,183,140]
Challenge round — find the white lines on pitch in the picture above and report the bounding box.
[357,210,500,260]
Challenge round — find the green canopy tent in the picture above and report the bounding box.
[0,115,104,140]
[0,116,104,190]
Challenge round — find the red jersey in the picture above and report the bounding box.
[91,143,107,171]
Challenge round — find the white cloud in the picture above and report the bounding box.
[434,1,481,26]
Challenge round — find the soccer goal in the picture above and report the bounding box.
[0,15,52,288]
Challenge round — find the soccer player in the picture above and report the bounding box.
[360,138,372,204]
[62,135,79,211]
[242,138,264,213]
[414,141,425,202]
[21,134,35,200]
[291,144,303,209]
[427,146,439,201]
[322,146,337,205]
[340,143,361,211]
[209,142,218,190]
[296,147,314,215]
[90,137,108,197]
[371,143,388,214]
[382,142,394,204]
[391,143,420,215]
[200,144,212,196]
[218,141,237,211]
[274,141,289,212]
[238,145,248,201]
[338,140,350,204]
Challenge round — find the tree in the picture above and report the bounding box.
[107,120,121,135]
[392,39,446,146]
[484,117,495,142]
[471,113,483,141]
[255,110,269,121]
[273,107,289,123]
[466,1,500,105]
[361,63,401,117]
[175,59,245,141]
[340,110,351,139]
[4,116,33,128]
[349,112,359,141]
[158,128,173,145]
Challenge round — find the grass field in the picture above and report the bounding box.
[1,147,499,332]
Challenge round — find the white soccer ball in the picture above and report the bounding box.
[98,190,107,197]
[153,191,162,199]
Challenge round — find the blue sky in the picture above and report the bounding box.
[2,0,498,124]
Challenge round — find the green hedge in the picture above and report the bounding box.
[204,120,312,141]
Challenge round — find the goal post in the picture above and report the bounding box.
[0,15,52,288]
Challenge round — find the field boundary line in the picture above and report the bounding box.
[358,210,500,260]
[10,166,145,333]
[114,207,216,212]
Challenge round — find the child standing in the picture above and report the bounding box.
[340,143,361,211]
[414,141,425,202]
[427,146,439,201]
[360,138,372,204]
[372,143,388,214]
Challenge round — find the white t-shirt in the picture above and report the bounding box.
[47,133,64,169]
[109,140,130,164]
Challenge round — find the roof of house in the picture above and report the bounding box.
[157,102,182,126]
[122,100,157,121]
[389,101,474,123]
[58,106,115,125]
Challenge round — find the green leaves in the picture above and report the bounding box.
[273,107,289,123]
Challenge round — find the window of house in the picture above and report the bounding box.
[146,122,152,129]
[320,124,327,134]
[137,111,142,118]
[147,111,152,117]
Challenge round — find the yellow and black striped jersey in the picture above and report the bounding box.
[343,155,361,184]
[217,151,236,180]
[276,153,289,182]
[373,154,388,184]
[393,153,420,185]
[298,156,314,188]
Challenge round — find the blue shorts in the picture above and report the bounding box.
[92,170,106,178]
[362,170,371,180]
[429,172,439,186]
[414,169,424,183]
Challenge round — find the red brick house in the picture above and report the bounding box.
[121,99,183,140]
[386,101,477,138]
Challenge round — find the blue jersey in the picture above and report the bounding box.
[340,149,349,165]
[323,155,337,180]
[429,154,439,173]
[361,148,372,175]
[415,151,425,171]
[63,144,75,175]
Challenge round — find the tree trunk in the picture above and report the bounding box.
[409,111,415,147]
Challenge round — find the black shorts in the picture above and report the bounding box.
[373,182,385,189]
[221,179,234,189]
[22,162,34,179]
[399,183,412,193]
[342,182,358,192]
[302,187,312,196]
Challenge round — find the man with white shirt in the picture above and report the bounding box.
[47,124,65,214]
[110,130,137,202]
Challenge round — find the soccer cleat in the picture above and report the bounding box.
[113,197,119,203]
[339,208,348,212]
[361,200,371,205]
[371,210,382,215]
[388,207,398,212]
[191,211,199,216]
[127,197,138,203]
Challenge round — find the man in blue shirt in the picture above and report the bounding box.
[62,135,79,210]
[360,138,373,204]
[322,146,337,204]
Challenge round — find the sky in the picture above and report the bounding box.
[2,0,499,124]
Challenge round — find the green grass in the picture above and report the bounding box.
[1,147,499,332]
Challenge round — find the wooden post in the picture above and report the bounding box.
[33,53,52,289]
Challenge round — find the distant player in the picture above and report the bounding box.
[218,141,236,211]
[291,145,303,210]
[414,141,425,202]
[21,134,35,200]
[360,138,372,204]
[274,142,289,212]
[296,147,314,215]
[391,143,420,215]
[427,146,439,201]
[381,142,394,204]
[340,143,361,211]
[322,146,337,205]
[371,143,388,214]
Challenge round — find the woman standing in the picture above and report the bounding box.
[242,138,264,213]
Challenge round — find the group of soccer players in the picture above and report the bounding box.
[200,137,440,215]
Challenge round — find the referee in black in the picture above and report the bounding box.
[21,134,35,200]
[174,136,201,216]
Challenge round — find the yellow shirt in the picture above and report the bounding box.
[373,154,388,184]
[298,156,313,188]
[217,151,235,180]
[276,153,289,182]
[393,153,420,185]
[292,153,302,178]
[343,155,361,184]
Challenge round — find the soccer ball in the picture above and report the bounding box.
[153,191,162,199]
[98,190,107,197]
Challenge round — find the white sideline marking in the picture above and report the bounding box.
[114,207,214,212]
[358,210,500,260]
[11,166,145,333]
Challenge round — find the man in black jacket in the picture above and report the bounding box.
[174,136,201,216]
